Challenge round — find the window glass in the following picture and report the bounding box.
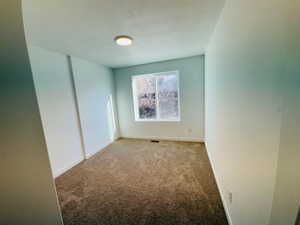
[134,75,156,119]
[132,71,180,121]
[157,74,179,120]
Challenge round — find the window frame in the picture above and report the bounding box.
[132,70,181,122]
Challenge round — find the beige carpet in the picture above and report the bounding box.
[55,138,229,225]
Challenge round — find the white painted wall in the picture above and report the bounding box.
[28,46,85,177]
[205,0,291,224]
[114,56,204,142]
[71,56,119,158]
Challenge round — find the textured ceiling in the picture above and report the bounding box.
[23,0,224,68]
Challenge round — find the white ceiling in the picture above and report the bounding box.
[23,0,224,68]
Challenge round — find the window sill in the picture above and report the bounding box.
[134,119,181,122]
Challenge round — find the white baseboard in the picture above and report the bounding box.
[205,142,233,225]
[53,141,116,178]
[121,136,204,143]
[54,139,117,178]
[53,157,83,178]
[85,140,113,159]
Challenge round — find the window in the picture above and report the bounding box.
[132,71,180,121]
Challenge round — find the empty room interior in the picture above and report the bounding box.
[1,0,300,225]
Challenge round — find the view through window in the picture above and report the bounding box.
[132,71,180,121]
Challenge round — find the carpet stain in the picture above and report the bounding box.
[55,139,229,225]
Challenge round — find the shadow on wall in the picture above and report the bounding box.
[107,94,117,142]
[0,0,63,224]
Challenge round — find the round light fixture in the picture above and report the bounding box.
[114,35,133,46]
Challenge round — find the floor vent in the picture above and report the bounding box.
[150,140,160,143]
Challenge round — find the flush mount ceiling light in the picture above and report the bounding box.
[114,35,133,46]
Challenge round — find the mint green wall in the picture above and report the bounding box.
[205,0,300,225]
[71,56,120,158]
[28,46,85,178]
[0,0,62,224]
[113,56,204,141]
[269,2,300,224]
[270,49,300,225]
[28,46,120,175]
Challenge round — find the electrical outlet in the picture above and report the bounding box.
[228,192,233,204]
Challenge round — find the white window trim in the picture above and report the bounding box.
[132,71,181,122]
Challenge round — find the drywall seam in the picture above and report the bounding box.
[205,0,226,51]
[67,55,87,159]
[205,142,233,225]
